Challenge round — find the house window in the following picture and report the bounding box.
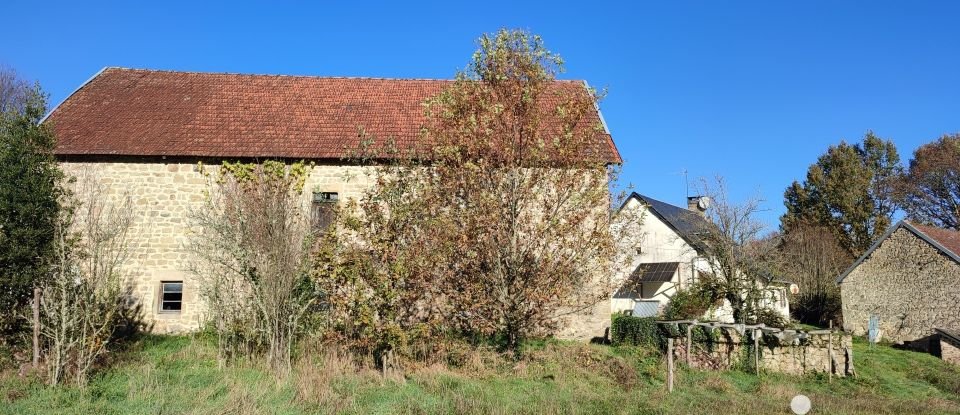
[312,192,338,230]
[160,282,183,312]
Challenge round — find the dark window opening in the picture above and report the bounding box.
[312,191,338,230]
[160,281,183,312]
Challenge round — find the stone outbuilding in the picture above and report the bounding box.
[43,67,622,340]
[838,221,960,355]
[935,328,960,366]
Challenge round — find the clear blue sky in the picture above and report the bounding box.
[3,1,958,229]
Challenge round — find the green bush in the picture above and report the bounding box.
[791,291,842,327]
[610,315,665,349]
[747,307,789,329]
[662,285,717,320]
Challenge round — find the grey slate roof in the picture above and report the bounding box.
[622,192,713,251]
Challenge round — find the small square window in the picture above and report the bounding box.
[312,192,338,230]
[160,281,183,312]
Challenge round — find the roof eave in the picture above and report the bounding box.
[40,66,112,125]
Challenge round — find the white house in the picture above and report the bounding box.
[612,193,791,321]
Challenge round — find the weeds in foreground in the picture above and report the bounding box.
[2,335,960,415]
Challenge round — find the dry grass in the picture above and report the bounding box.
[293,347,366,412]
[3,335,960,414]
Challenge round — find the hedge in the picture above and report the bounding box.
[610,315,666,349]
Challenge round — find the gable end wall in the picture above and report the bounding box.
[840,227,960,343]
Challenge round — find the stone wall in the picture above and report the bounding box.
[942,336,960,365]
[556,298,612,341]
[59,160,610,341]
[671,328,854,377]
[60,161,376,333]
[840,227,960,344]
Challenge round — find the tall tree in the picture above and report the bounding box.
[897,133,960,230]
[423,30,617,352]
[781,132,901,256]
[0,79,63,339]
[775,222,852,326]
[317,29,621,356]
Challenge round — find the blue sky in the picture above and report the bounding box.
[3,1,958,229]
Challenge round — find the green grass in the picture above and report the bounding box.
[2,336,959,414]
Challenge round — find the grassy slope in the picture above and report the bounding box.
[2,335,959,415]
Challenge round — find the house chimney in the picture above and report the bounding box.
[687,196,710,216]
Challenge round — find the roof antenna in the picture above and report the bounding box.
[682,169,689,198]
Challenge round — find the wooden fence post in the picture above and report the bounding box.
[685,324,692,366]
[828,321,834,383]
[753,328,759,376]
[667,337,674,393]
[32,287,40,368]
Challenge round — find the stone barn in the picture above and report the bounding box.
[838,220,960,354]
[43,67,622,340]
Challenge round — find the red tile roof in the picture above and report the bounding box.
[909,222,960,258]
[46,68,620,162]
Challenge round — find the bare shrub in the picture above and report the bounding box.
[40,170,135,385]
[693,177,788,324]
[189,160,318,375]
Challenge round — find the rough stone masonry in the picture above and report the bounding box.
[59,161,611,341]
[840,225,960,347]
[670,327,854,377]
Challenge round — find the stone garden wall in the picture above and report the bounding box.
[670,327,854,377]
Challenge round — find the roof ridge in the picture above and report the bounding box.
[907,220,960,234]
[101,67,588,83]
[632,192,675,207]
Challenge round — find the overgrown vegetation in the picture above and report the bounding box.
[315,28,627,363]
[0,69,139,386]
[3,335,959,415]
[189,160,320,375]
[40,171,137,386]
[661,282,719,321]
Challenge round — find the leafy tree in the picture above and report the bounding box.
[781,132,901,256]
[897,133,960,230]
[0,82,63,340]
[424,29,617,352]
[317,29,622,357]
